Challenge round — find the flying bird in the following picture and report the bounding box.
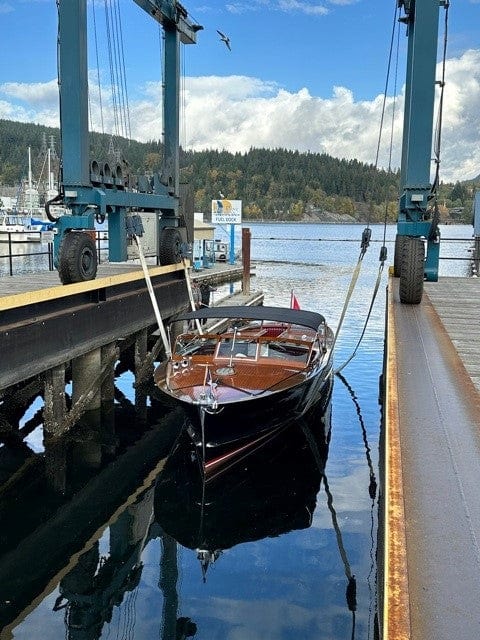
[217,30,231,51]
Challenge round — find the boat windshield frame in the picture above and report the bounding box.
[172,326,322,366]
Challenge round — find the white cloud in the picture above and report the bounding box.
[327,0,359,6]
[436,49,480,181]
[277,0,329,15]
[0,79,60,129]
[0,79,58,107]
[1,50,479,183]
[176,49,479,183]
[226,0,329,15]
[0,3,13,14]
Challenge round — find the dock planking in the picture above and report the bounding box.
[425,277,480,391]
[0,263,183,310]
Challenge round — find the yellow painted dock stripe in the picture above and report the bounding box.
[0,263,185,312]
[383,278,411,639]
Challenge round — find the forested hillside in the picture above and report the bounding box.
[0,119,475,222]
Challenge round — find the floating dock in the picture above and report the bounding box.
[383,276,480,640]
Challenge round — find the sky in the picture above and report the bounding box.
[0,0,479,183]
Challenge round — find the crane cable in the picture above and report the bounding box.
[91,0,105,135]
[333,1,399,375]
[432,0,450,196]
[329,227,372,361]
[101,0,131,141]
[429,0,450,240]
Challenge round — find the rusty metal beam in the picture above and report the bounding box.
[382,278,411,640]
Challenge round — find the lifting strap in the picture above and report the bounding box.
[330,227,372,358]
[133,234,171,358]
[331,230,387,376]
[334,251,386,375]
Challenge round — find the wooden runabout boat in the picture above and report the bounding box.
[154,305,334,476]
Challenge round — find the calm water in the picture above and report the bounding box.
[1,223,472,639]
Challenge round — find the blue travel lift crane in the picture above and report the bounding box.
[394,0,448,304]
[49,1,202,284]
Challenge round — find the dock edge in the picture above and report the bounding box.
[382,276,411,639]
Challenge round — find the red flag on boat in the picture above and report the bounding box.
[290,291,301,310]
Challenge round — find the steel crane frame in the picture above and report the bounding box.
[396,0,447,303]
[53,0,201,281]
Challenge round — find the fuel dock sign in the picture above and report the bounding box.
[211,199,242,225]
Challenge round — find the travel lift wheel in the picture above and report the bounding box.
[393,234,408,277]
[399,236,425,305]
[58,231,98,284]
[159,227,183,266]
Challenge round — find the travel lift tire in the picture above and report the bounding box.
[393,234,408,277]
[399,236,424,305]
[159,227,183,266]
[58,231,98,284]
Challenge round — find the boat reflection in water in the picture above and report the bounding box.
[154,396,333,581]
[1,373,363,639]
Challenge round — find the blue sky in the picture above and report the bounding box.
[0,0,479,182]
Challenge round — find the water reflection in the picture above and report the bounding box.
[154,404,332,582]
[0,365,383,640]
[0,384,183,637]
[1,377,362,640]
[1,221,422,638]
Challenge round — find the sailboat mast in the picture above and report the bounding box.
[48,148,53,191]
[28,146,33,213]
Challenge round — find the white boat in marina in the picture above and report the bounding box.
[0,212,49,243]
[0,147,53,243]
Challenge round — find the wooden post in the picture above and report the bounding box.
[135,329,148,377]
[72,349,102,410]
[101,342,117,403]
[135,329,149,423]
[44,364,67,438]
[242,227,251,295]
[101,342,117,456]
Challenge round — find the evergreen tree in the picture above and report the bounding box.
[0,118,473,222]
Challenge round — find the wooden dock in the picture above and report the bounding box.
[383,276,480,640]
[0,262,244,304]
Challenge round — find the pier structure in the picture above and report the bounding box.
[0,252,262,635]
[0,262,245,437]
[382,276,480,640]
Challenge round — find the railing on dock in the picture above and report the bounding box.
[0,231,109,276]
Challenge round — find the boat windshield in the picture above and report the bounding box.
[260,341,310,363]
[174,335,218,357]
[216,338,258,359]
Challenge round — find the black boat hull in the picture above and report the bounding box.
[184,369,333,478]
